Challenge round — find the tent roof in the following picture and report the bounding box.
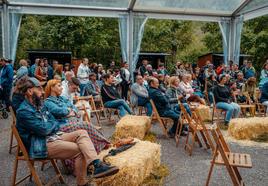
[1,0,268,21]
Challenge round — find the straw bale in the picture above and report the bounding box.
[195,105,212,121]
[228,117,268,140]
[114,115,151,140]
[95,139,161,186]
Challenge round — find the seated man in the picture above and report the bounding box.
[61,77,80,103]
[101,73,132,117]
[148,77,187,137]
[130,75,152,116]
[81,73,101,99]
[16,77,119,186]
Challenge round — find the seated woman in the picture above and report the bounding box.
[241,77,257,103]
[191,72,204,98]
[101,73,133,117]
[166,76,192,116]
[179,74,206,105]
[213,75,241,125]
[44,79,110,154]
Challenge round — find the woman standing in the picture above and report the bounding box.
[213,75,241,125]
[34,59,48,86]
[120,62,131,100]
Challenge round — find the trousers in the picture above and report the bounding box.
[47,130,98,185]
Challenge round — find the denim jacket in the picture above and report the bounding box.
[44,96,78,126]
[16,100,60,159]
[0,64,14,88]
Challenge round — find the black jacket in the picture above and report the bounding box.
[148,87,171,114]
[101,84,121,103]
[213,84,232,103]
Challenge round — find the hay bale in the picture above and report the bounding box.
[114,115,151,140]
[95,139,161,186]
[228,117,268,140]
[195,105,212,121]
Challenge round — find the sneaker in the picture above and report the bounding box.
[93,162,119,179]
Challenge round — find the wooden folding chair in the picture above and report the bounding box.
[11,125,64,186]
[178,103,214,156]
[9,106,17,154]
[239,96,256,117]
[211,93,226,123]
[206,124,252,186]
[150,99,173,137]
[75,95,105,126]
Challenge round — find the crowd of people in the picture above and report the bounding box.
[1,56,268,185]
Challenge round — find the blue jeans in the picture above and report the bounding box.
[137,97,152,116]
[174,103,192,116]
[216,102,240,123]
[208,91,214,105]
[79,83,87,96]
[161,110,179,134]
[104,99,132,117]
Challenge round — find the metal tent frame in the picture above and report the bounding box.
[1,0,268,69]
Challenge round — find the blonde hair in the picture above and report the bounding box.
[169,76,179,87]
[44,79,61,98]
[19,59,27,67]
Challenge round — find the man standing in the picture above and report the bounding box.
[0,58,14,110]
[120,62,131,100]
[77,58,91,95]
[16,77,119,186]
[139,59,148,76]
[130,75,152,116]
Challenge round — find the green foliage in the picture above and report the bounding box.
[17,15,121,66]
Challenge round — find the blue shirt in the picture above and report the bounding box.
[44,96,78,126]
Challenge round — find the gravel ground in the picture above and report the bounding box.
[0,115,267,186]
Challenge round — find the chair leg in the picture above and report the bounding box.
[50,160,65,183]
[11,154,19,186]
[200,131,210,149]
[27,161,43,186]
[175,120,183,147]
[9,130,14,154]
[41,161,46,171]
[205,152,218,186]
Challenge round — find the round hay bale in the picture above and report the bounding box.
[95,139,161,186]
[228,117,268,140]
[114,115,151,140]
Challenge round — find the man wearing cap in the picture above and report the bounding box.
[15,77,119,186]
[0,58,14,110]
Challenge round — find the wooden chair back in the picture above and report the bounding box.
[9,106,18,154]
[150,99,168,137]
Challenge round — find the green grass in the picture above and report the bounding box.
[142,164,170,186]
[144,132,157,143]
[251,133,268,143]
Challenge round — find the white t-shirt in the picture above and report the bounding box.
[77,63,90,84]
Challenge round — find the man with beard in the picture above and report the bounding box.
[15,77,119,186]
